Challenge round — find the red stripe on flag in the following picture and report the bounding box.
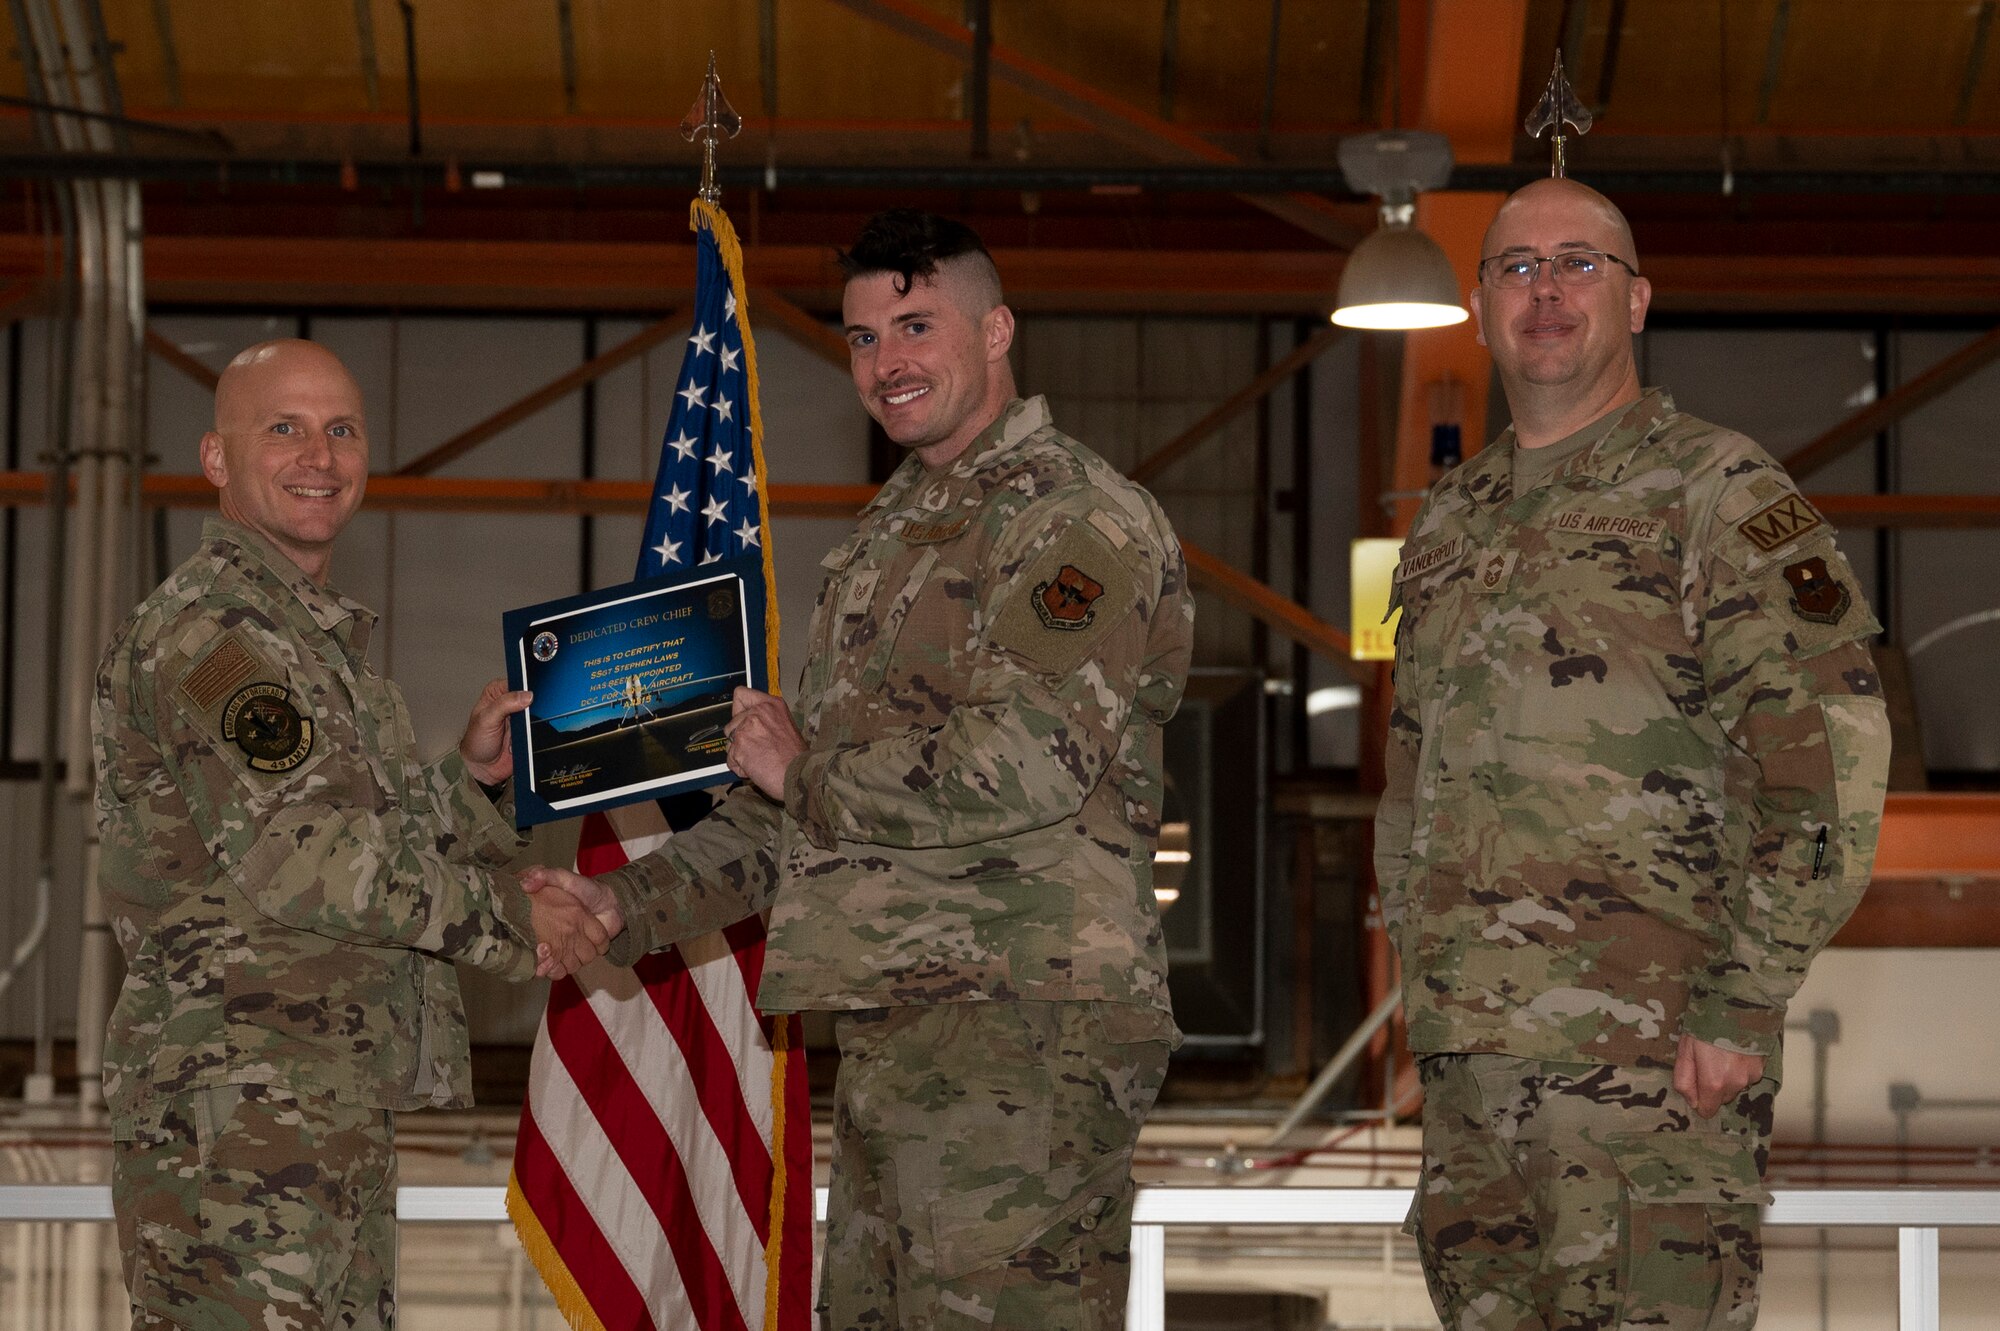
[513,1099,657,1331]
[547,979,754,1331]
[721,914,768,998]
[634,947,775,1242]
[577,809,633,876]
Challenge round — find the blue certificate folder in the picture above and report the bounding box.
[502,553,769,828]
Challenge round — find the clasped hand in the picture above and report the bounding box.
[522,866,626,980]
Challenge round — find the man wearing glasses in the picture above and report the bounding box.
[1375,178,1891,1328]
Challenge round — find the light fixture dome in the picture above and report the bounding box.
[1329,130,1468,331]
[1332,220,1468,330]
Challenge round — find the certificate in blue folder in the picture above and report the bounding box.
[501,552,769,828]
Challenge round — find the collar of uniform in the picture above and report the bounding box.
[200,516,377,648]
[870,394,1050,518]
[1460,387,1677,510]
[1564,388,1677,487]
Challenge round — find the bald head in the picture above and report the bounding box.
[214,339,362,434]
[1482,178,1639,271]
[201,339,369,583]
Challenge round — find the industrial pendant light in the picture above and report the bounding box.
[1330,131,1468,331]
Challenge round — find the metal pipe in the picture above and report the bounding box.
[1264,988,1402,1145]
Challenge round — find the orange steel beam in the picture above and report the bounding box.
[823,0,1363,249]
[750,286,849,370]
[14,474,1990,529]
[1832,793,2000,947]
[1781,323,2000,482]
[1868,793,2000,880]
[396,309,687,476]
[0,471,877,518]
[0,279,40,326]
[1389,0,1529,534]
[144,326,221,391]
[1181,541,1370,685]
[0,236,1343,315]
[1130,325,1348,485]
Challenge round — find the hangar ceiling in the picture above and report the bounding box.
[0,0,1995,308]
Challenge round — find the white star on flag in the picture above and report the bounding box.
[714,396,734,424]
[739,470,758,496]
[677,382,706,411]
[707,447,733,476]
[724,289,737,321]
[659,483,691,515]
[700,549,722,565]
[733,517,761,548]
[701,495,730,526]
[667,431,699,462]
[720,344,740,374]
[650,533,682,566]
[689,325,716,356]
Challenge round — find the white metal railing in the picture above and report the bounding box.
[3,1185,1996,1330]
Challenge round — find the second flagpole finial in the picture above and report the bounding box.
[1524,49,1593,179]
[681,52,743,204]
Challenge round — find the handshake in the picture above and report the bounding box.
[519,866,625,981]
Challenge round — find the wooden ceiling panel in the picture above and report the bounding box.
[1767,1,1983,129]
[102,0,384,117]
[570,2,760,118]
[776,0,968,123]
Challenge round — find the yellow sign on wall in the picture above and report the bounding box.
[1350,538,1401,661]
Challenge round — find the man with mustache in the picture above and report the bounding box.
[526,209,1194,1329]
[1376,179,1891,1328]
[93,338,614,1329]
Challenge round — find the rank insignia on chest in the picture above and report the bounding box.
[1469,549,1519,594]
[1034,563,1105,630]
[221,682,316,773]
[1782,556,1851,625]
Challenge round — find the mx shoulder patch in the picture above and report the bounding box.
[1736,491,1825,555]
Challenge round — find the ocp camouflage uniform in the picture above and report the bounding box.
[1374,390,1891,1329]
[94,518,540,1330]
[595,395,1193,1329]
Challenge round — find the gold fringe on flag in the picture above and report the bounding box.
[692,194,798,1331]
[506,1171,612,1331]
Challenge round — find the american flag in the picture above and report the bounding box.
[508,200,814,1331]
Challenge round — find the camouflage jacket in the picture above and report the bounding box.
[1375,391,1891,1072]
[598,396,1194,1018]
[93,518,537,1123]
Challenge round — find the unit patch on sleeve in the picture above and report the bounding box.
[221,682,316,773]
[990,522,1137,676]
[1737,492,1825,554]
[1033,564,1106,630]
[1782,556,1851,626]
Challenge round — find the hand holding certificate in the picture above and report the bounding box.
[501,552,770,828]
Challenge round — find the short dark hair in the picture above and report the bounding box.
[837,209,996,297]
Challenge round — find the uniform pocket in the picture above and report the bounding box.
[1605,1130,1769,1331]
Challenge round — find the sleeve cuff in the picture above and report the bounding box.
[597,863,660,968]
[1680,987,1787,1059]
[784,749,841,851]
[429,750,530,867]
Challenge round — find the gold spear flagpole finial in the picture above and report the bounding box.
[681,51,743,204]
[1524,49,1593,179]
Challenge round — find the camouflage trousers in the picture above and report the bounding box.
[1409,1054,1775,1331]
[112,1083,397,1330]
[819,999,1174,1331]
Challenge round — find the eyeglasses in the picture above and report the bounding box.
[1478,249,1640,288]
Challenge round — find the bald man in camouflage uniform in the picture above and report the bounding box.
[1376,180,1891,1328]
[529,210,1192,1330]
[95,339,611,1329]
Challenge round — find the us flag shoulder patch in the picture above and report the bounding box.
[178,631,262,712]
